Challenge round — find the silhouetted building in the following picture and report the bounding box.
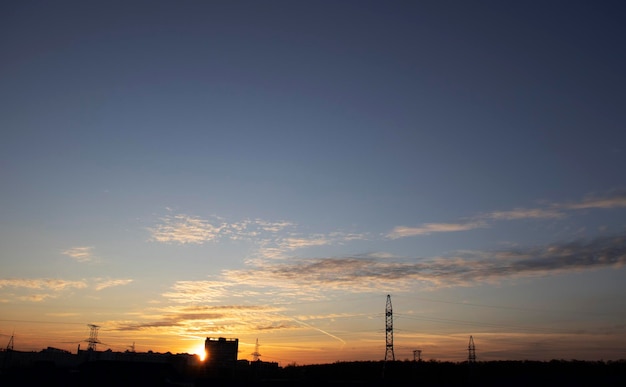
[204,337,238,369]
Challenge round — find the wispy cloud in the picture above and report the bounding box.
[388,191,626,239]
[18,294,56,302]
[149,215,223,244]
[388,222,486,239]
[46,312,79,317]
[252,231,369,261]
[62,246,95,262]
[149,212,369,266]
[94,278,134,291]
[0,278,88,291]
[148,214,299,245]
[486,208,564,220]
[0,278,88,302]
[161,280,234,304]
[0,277,135,302]
[255,220,295,233]
[281,236,333,249]
[563,192,626,210]
[113,304,292,334]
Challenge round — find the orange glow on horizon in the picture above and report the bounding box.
[190,343,206,361]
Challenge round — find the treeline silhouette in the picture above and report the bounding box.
[3,358,626,386]
[277,360,626,386]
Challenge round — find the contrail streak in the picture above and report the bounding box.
[291,318,346,348]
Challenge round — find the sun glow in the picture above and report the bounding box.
[192,343,206,361]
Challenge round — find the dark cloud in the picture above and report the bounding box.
[236,234,626,289]
[255,322,298,331]
[116,320,182,331]
[114,304,291,332]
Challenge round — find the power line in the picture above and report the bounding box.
[393,294,616,318]
[394,313,583,334]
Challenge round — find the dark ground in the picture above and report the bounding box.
[2,359,626,386]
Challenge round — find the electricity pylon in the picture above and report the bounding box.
[468,335,476,363]
[86,324,101,351]
[384,294,395,361]
[251,338,261,362]
[6,332,14,351]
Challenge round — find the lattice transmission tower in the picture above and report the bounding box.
[468,335,476,363]
[6,332,14,351]
[86,324,101,351]
[384,294,395,361]
[251,338,261,362]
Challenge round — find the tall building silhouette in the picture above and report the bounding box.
[204,337,238,369]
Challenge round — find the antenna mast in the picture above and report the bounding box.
[384,294,395,361]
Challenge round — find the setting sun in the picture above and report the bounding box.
[192,344,206,362]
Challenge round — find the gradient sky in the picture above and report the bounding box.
[1,0,625,364]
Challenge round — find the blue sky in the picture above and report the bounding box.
[1,1,625,363]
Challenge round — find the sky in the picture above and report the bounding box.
[1,0,625,364]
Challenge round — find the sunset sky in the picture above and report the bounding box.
[1,1,625,364]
